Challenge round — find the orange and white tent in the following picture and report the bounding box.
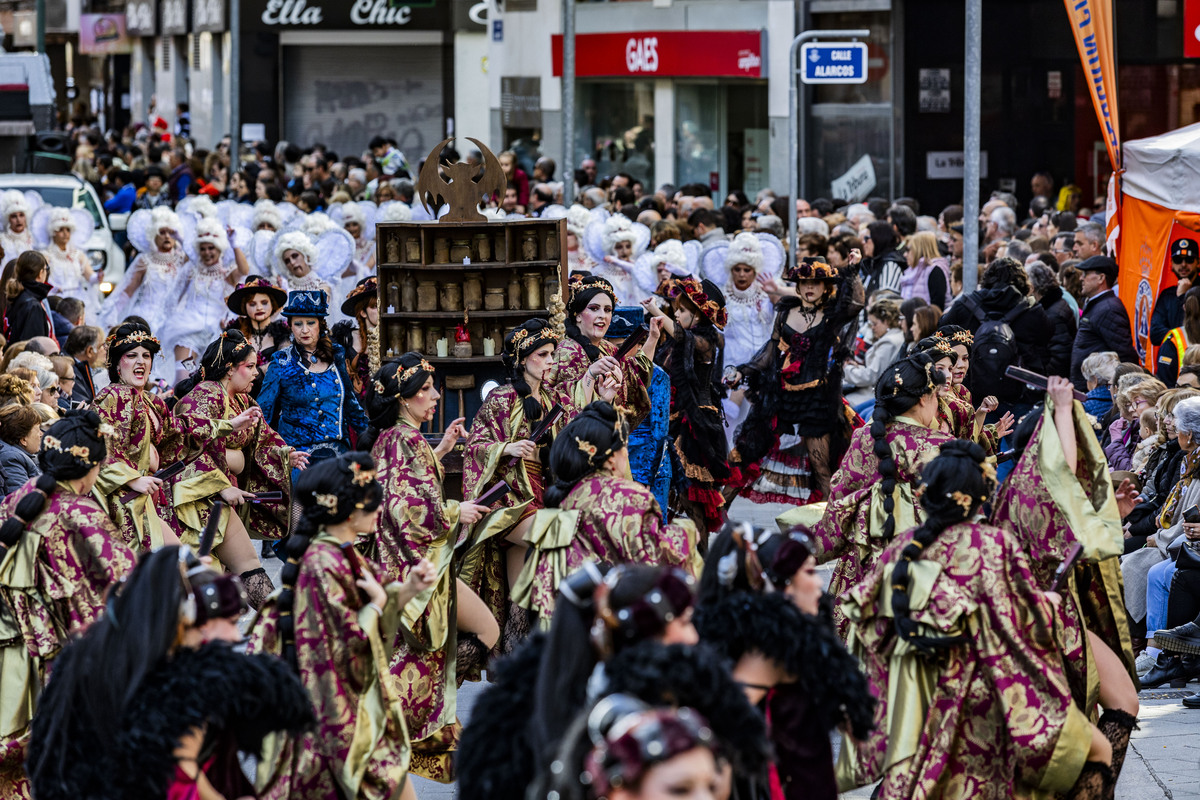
[1116,123,1200,366]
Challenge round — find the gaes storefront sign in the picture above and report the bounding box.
[253,0,448,29]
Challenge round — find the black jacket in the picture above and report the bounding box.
[1150,284,1185,347]
[939,284,1052,404]
[3,281,53,343]
[71,358,96,405]
[1037,286,1078,378]
[1070,290,1138,389]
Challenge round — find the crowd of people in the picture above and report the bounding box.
[0,124,1188,800]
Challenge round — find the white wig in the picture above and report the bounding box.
[1,190,31,223]
[602,214,638,252]
[342,203,366,227]
[151,206,182,235]
[252,202,283,231]
[273,231,317,273]
[650,239,689,277]
[302,212,338,237]
[724,232,763,272]
[188,195,219,219]
[193,217,230,254]
[567,204,591,238]
[378,202,413,223]
[47,207,76,233]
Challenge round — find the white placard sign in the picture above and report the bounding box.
[831,155,876,203]
[926,151,989,180]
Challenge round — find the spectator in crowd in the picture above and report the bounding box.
[4,252,54,343]
[859,220,905,298]
[64,324,104,405]
[1073,222,1105,261]
[1151,238,1200,350]
[369,135,410,178]
[899,230,949,308]
[103,171,137,214]
[0,403,41,496]
[1027,260,1077,378]
[135,166,169,210]
[1071,256,1139,390]
[843,298,905,411]
[166,148,194,204]
[1081,351,1119,419]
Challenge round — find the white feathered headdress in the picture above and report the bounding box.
[566,204,591,239]
[377,202,413,223]
[151,206,182,236]
[194,217,230,254]
[302,212,338,237]
[602,214,638,252]
[273,231,317,274]
[1,190,31,224]
[341,203,366,227]
[47,207,76,233]
[252,201,283,232]
[724,232,763,272]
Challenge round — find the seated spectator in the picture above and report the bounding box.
[48,355,74,411]
[843,298,905,410]
[1133,407,1161,475]
[1129,396,1200,688]
[1180,365,1200,391]
[1081,351,1119,419]
[9,351,61,407]
[898,297,927,349]
[1106,378,1166,472]
[0,403,41,496]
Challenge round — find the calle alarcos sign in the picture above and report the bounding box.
[250,0,449,30]
[552,30,766,79]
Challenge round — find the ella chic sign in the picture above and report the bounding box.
[250,0,449,30]
[552,30,766,79]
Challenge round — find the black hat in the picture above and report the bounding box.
[1172,238,1199,262]
[1077,255,1119,285]
[226,274,288,316]
[340,276,377,316]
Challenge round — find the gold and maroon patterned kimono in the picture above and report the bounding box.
[550,337,651,426]
[0,480,136,799]
[364,421,466,783]
[460,383,574,626]
[512,472,702,624]
[92,383,181,552]
[936,393,1002,456]
[807,417,952,637]
[839,521,1092,798]
[249,533,410,800]
[165,381,293,556]
[991,396,1135,709]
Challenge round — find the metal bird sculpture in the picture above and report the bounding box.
[416,138,507,223]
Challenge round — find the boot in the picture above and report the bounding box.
[494,601,533,659]
[240,567,275,611]
[1152,621,1200,656]
[1141,653,1187,689]
[1063,761,1114,800]
[1182,692,1200,709]
[1097,709,1138,781]
[456,632,488,682]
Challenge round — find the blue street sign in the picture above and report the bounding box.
[799,41,868,85]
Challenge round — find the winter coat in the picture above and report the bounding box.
[939,284,1052,404]
[843,327,906,406]
[4,280,54,342]
[1037,286,1077,378]
[1071,289,1138,390]
[0,440,38,497]
[858,250,905,298]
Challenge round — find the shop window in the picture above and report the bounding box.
[676,84,721,191]
[575,82,655,188]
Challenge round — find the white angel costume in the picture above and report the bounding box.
[270,229,355,323]
[330,200,379,271]
[719,232,780,447]
[633,239,694,301]
[158,218,246,375]
[566,204,599,274]
[0,190,36,259]
[34,206,100,313]
[251,200,283,232]
[582,213,651,306]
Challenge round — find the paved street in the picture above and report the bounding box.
[257,498,1200,799]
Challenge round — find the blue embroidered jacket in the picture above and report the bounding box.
[257,344,368,452]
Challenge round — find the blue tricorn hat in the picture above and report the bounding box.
[280,289,329,318]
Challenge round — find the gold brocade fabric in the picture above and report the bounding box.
[248,534,411,800]
[840,521,1092,799]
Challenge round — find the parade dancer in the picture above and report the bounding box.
[992,376,1141,782]
[512,401,702,624]
[726,257,861,506]
[100,206,189,345]
[0,411,136,798]
[358,354,498,782]
[462,319,574,653]
[805,354,953,637]
[273,231,334,302]
[258,290,368,468]
[28,547,313,800]
[696,523,876,800]
[161,218,250,382]
[93,322,184,551]
[225,274,290,392]
[551,274,658,426]
[331,277,380,397]
[840,441,1114,798]
[912,336,1012,452]
[0,191,34,258]
[641,276,731,534]
[721,233,775,446]
[586,214,651,306]
[168,331,307,607]
[38,208,97,309]
[249,453,437,800]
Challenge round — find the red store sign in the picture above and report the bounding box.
[552,30,766,79]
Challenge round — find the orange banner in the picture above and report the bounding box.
[1064,0,1121,170]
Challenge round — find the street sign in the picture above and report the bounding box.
[799,41,868,85]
